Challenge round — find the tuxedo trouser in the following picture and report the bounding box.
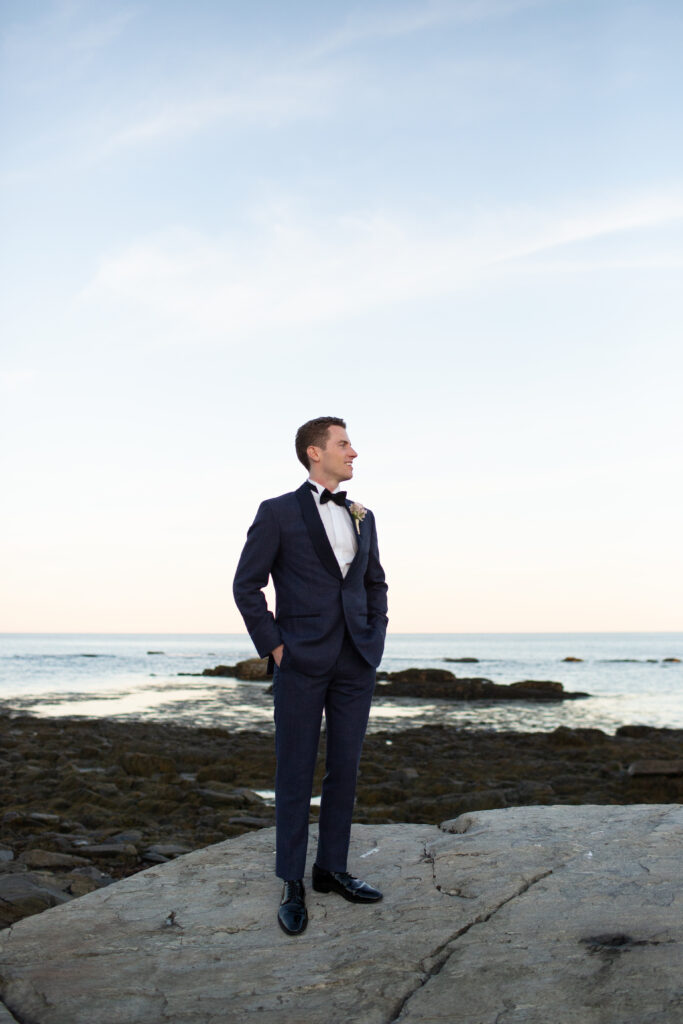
[272,633,375,881]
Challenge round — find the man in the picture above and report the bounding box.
[233,416,388,935]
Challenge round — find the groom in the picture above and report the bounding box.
[233,416,388,935]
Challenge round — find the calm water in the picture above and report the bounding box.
[0,633,681,735]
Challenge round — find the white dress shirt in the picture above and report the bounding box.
[307,479,358,577]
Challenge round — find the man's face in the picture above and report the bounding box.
[310,425,357,484]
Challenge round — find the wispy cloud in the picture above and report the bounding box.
[80,189,683,340]
[1,59,343,184]
[97,3,526,156]
[3,0,542,175]
[2,2,137,89]
[491,191,683,265]
[99,68,342,154]
[56,4,137,55]
[310,0,546,57]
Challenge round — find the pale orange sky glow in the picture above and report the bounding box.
[2,2,682,633]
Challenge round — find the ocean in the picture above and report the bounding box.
[0,633,681,735]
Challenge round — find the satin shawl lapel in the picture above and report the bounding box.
[344,500,368,578]
[295,483,343,580]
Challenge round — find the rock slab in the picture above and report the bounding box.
[0,806,680,1024]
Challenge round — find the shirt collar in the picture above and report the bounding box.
[307,478,342,495]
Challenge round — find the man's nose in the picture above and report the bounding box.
[349,448,358,458]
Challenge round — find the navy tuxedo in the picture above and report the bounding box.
[233,481,388,879]
[233,482,388,675]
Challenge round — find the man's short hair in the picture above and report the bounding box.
[295,416,346,470]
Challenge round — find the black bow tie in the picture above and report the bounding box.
[309,483,347,506]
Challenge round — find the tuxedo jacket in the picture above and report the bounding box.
[233,481,388,676]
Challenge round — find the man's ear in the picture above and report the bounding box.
[307,445,320,464]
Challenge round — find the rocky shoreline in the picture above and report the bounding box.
[1,710,681,929]
[200,658,591,700]
[374,668,589,700]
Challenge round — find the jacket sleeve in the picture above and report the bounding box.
[233,501,283,658]
[364,511,388,631]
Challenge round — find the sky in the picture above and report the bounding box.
[1,0,682,634]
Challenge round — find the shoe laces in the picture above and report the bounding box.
[283,879,304,901]
[336,871,356,883]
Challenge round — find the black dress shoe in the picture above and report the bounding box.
[312,863,383,903]
[277,879,308,935]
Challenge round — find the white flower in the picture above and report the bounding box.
[349,501,367,535]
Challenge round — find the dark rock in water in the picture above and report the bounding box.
[563,656,584,662]
[234,658,271,681]
[146,651,164,655]
[604,659,663,664]
[378,668,456,683]
[663,657,681,663]
[202,659,271,679]
[509,680,565,696]
[374,671,481,697]
[375,673,588,702]
[444,657,479,663]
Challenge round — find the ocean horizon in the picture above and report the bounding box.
[1,632,681,735]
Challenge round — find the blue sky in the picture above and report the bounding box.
[2,0,682,632]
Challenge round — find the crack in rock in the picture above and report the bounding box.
[421,842,487,899]
[387,866,555,1024]
[420,844,435,883]
[435,884,476,898]
[494,1002,519,1024]
[421,842,466,897]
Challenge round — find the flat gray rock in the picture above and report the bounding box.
[0,805,680,1024]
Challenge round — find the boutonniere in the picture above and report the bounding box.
[349,501,367,535]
